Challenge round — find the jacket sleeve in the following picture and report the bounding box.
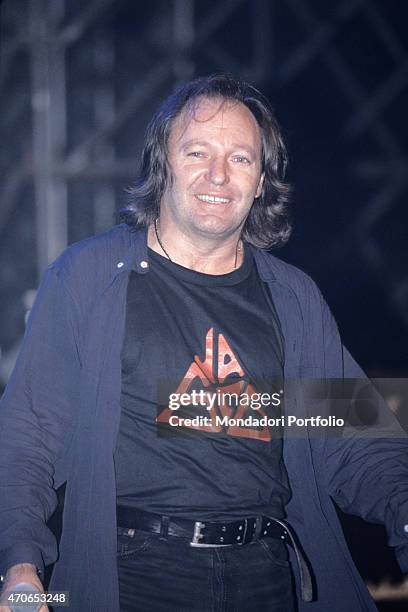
[0,262,81,578]
[318,294,408,573]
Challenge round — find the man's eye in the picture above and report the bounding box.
[187,151,205,158]
[232,155,250,164]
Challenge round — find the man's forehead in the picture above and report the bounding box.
[169,96,261,144]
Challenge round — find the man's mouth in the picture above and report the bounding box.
[195,194,231,204]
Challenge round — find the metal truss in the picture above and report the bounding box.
[280,0,408,328]
[0,0,275,278]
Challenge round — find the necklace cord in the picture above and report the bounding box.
[154,218,172,262]
[154,219,242,270]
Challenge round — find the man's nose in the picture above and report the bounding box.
[205,157,230,185]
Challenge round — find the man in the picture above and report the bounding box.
[0,74,407,611]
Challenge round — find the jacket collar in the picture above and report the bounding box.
[250,246,277,282]
[112,226,150,277]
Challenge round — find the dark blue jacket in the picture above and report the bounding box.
[1,225,407,611]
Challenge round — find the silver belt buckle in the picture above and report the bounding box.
[190,521,232,548]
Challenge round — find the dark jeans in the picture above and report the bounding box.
[117,527,296,611]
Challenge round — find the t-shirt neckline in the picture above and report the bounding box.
[147,244,253,287]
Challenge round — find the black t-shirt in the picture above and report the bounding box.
[114,245,291,520]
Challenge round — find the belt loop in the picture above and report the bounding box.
[242,518,248,543]
[160,515,170,540]
[253,516,263,541]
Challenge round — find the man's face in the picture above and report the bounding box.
[160,97,264,241]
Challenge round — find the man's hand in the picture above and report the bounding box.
[0,563,48,612]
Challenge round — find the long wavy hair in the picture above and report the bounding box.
[120,74,292,249]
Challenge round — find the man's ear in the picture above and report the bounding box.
[255,173,265,199]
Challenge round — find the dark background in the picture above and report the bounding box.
[1,1,407,609]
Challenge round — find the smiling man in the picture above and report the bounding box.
[155,96,264,272]
[0,75,407,612]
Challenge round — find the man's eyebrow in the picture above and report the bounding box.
[179,140,210,151]
[179,139,258,158]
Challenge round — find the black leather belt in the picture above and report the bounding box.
[116,506,313,602]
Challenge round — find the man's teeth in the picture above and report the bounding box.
[196,194,230,203]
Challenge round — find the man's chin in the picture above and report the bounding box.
[190,222,235,239]
[188,214,242,238]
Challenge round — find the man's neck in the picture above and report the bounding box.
[147,224,244,275]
